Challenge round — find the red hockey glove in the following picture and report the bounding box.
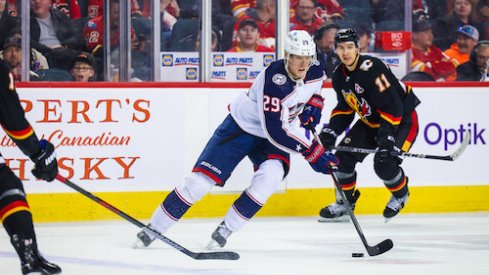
[302,140,339,174]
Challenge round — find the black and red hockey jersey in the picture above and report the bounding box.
[329,55,420,135]
[0,60,40,159]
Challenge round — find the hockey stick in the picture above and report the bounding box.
[310,128,393,256]
[55,174,240,261]
[330,131,470,161]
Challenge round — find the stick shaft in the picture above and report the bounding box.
[55,175,240,260]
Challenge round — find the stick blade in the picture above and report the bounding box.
[193,251,240,260]
[366,239,393,256]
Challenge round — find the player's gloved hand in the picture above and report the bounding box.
[31,139,58,182]
[302,140,339,174]
[319,127,338,150]
[374,130,398,163]
[299,94,324,128]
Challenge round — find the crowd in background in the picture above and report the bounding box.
[0,0,488,82]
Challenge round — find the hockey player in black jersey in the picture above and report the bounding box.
[318,28,421,222]
[0,60,61,274]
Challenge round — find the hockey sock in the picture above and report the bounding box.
[0,191,36,243]
[335,171,357,203]
[150,172,215,233]
[223,159,284,232]
[384,169,408,198]
[225,190,263,232]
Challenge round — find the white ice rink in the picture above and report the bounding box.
[1,213,488,275]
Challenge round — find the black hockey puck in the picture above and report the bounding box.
[352,253,364,257]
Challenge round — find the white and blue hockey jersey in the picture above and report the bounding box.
[230,59,325,154]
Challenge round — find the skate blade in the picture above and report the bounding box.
[318,215,350,223]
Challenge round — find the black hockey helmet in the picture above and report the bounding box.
[334,28,360,48]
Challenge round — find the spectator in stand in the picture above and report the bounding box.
[51,0,81,19]
[213,0,235,51]
[228,18,273,52]
[85,0,142,19]
[372,0,427,31]
[313,22,340,79]
[290,0,325,35]
[231,0,256,19]
[425,0,450,21]
[456,41,489,81]
[0,35,49,81]
[70,52,95,81]
[356,25,373,52]
[290,0,344,23]
[432,0,482,50]
[233,0,276,49]
[83,0,136,54]
[474,0,489,40]
[195,29,221,52]
[444,25,479,67]
[83,0,137,80]
[411,19,457,81]
[0,0,16,17]
[0,0,19,51]
[160,0,180,31]
[30,0,84,70]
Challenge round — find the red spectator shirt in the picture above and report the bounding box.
[231,0,256,19]
[289,16,325,35]
[86,0,141,19]
[6,0,17,16]
[227,44,274,52]
[83,16,135,52]
[234,16,276,49]
[411,46,456,81]
[290,0,344,20]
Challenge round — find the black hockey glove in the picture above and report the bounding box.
[299,94,324,129]
[31,139,58,182]
[302,140,339,175]
[374,129,398,163]
[319,127,338,150]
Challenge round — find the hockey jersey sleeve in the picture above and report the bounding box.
[0,61,40,158]
[258,69,324,154]
[329,74,355,135]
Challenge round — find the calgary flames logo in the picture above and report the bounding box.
[343,90,371,118]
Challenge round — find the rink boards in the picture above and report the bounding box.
[6,82,489,222]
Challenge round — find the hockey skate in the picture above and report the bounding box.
[318,189,360,223]
[383,192,410,222]
[11,235,61,275]
[206,221,233,249]
[133,226,157,248]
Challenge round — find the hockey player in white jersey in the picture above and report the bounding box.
[135,30,338,249]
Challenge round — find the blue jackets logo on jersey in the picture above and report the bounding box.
[272,73,286,85]
[162,54,173,66]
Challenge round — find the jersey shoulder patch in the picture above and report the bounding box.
[305,60,325,81]
[264,60,294,98]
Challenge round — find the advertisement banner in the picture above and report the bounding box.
[3,86,487,195]
[160,52,275,82]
